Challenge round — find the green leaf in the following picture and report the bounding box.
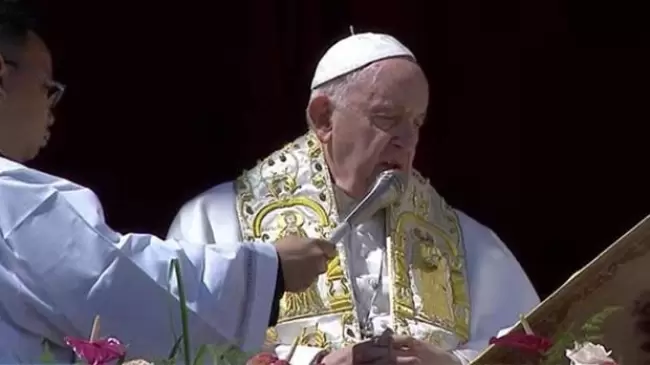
[207,345,228,365]
[168,335,184,360]
[542,326,576,365]
[199,345,253,365]
[579,306,622,336]
[172,258,192,365]
[219,346,254,365]
[39,340,56,364]
[585,334,604,342]
[581,323,599,333]
[192,344,209,365]
[205,345,222,365]
[166,272,181,359]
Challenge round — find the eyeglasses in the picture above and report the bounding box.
[44,79,65,107]
[3,59,66,107]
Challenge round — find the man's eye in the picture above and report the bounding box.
[372,116,399,130]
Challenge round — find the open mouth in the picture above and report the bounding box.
[380,162,403,171]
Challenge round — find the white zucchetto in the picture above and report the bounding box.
[310,32,416,90]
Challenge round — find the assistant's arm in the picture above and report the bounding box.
[0,178,279,359]
[166,182,324,364]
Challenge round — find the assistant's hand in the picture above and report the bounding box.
[391,336,461,365]
[274,235,337,292]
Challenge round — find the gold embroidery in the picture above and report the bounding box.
[265,327,279,346]
[421,330,447,348]
[388,177,470,342]
[413,228,454,325]
[235,132,470,348]
[252,197,330,238]
[327,255,353,312]
[234,134,357,329]
[411,189,430,217]
[298,324,331,349]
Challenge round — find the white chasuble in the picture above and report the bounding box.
[167,132,540,365]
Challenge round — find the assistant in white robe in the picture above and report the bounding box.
[0,156,281,363]
[167,171,540,365]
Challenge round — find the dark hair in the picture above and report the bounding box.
[0,0,35,58]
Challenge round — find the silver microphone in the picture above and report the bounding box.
[329,169,408,243]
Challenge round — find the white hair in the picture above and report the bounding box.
[310,68,367,106]
[305,63,382,128]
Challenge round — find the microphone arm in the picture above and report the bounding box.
[329,217,354,244]
[328,169,408,243]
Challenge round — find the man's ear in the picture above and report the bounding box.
[306,95,334,143]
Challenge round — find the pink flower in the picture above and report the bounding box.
[64,336,127,365]
[489,332,553,353]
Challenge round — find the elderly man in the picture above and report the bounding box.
[168,32,539,365]
[0,5,333,363]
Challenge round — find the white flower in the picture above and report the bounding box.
[565,341,617,365]
[122,361,154,365]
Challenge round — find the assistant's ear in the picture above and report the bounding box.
[306,95,334,143]
[0,53,7,100]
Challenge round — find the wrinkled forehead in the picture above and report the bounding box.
[351,58,429,112]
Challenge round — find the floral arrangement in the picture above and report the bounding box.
[488,307,622,365]
[41,256,623,365]
[40,259,255,365]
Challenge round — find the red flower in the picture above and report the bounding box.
[489,332,553,353]
[246,352,290,365]
[64,336,127,365]
[247,352,279,365]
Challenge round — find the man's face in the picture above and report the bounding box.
[310,58,429,198]
[0,31,63,161]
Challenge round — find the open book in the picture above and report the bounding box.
[470,214,650,365]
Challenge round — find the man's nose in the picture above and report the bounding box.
[392,122,418,148]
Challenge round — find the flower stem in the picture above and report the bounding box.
[172,258,191,365]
